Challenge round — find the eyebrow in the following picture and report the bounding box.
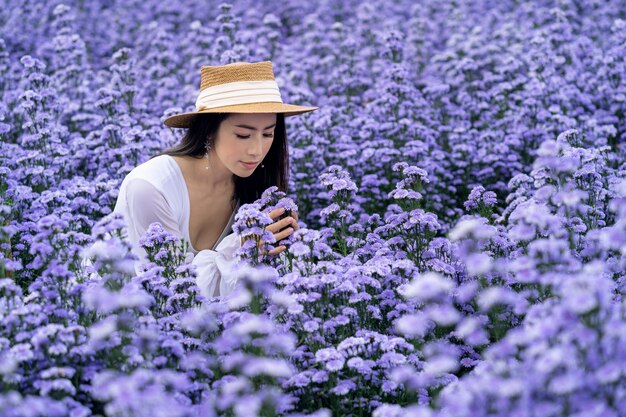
[234,123,276,131]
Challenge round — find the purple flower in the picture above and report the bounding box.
[464,185,497,212]
[399,271,455,301]
[395,313,432,339]
[320,165,358,198]
[303,320,319,333]
[329,378,356,395]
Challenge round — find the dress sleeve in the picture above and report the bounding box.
[188,232,242,299]
[125,178,184,268]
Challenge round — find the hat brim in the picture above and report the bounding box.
[163,102,319,128]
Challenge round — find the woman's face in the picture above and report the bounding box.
[213,113,277,177]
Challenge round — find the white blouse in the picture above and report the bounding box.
[83,154,242,299]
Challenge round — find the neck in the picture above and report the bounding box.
[190,153,235,192]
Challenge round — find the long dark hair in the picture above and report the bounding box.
[152,113,289,208]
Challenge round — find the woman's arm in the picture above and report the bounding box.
[125,178,184,267]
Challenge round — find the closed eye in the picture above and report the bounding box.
[236,134,274,139]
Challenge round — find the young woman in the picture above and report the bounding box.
[111,61,318,298]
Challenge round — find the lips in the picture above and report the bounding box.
[241,161,259,169]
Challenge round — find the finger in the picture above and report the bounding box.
[265,216,294,232]
[292,212,299,222]
[259,239,283,250]
[274,226,294,241]
[267,245,287,256]
[268,208,286,219]
[266,216,292,231]
[280,216,296,227]
[261,245,284,256]
[258,240,284,254]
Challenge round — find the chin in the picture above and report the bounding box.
[234,168,255,177]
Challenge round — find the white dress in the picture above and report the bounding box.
[83,154,242,299]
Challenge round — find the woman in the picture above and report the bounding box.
[110,60,318,298]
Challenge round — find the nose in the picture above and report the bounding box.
[248,135,264,158]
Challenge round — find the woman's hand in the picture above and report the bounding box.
[263,208,299,255]
[240,208,299,256]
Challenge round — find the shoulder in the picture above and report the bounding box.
[123,154,179,191]
[129,154,174,177]
[119,154,187,210]
[114,154,187,225]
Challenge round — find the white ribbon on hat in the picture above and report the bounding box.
[195,80,283,111]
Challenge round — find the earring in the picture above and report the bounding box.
[205,142,211,170]
[261,164,265,168]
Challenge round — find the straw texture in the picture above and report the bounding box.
[200,61,276,90]
[163,60,318,128]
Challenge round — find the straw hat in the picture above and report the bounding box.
[163,60,319,128]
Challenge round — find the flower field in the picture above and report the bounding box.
[1,0,625,416]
